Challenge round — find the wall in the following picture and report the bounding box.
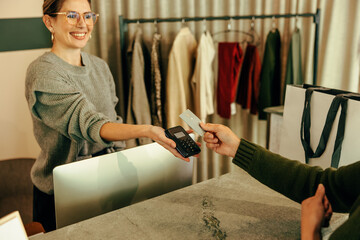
[0,0,46,160]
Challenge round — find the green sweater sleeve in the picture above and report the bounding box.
[34,91,110,145]
[233,139,360,212]
[329,202,360,240]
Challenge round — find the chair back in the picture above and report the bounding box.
[0,158,35,224]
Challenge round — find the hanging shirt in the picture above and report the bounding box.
[191,31,216,122]
[165,27,197,128]
[283,30,303,103]
[150,33,163,127]
[217,42,243,119]
[258,29,281,120]
[126,28,153,147]
[236,44,261,115]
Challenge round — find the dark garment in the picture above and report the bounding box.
[217,42,243,119]
[236,44,261,114]
[33,185,56,232]
[258,29,281,120]
[283,30,303,104]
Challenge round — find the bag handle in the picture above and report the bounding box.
[300,88,348,168]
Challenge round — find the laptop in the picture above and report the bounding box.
[53,141,194,229]
[0,211,28,240]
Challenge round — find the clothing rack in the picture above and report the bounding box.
[119,9,320,85]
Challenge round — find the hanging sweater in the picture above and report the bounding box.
[126,28,153,147]
[283,30,303,103]
[217,42,243,119]
[236,44,261,114]
[233,139,360,239]
[150,33,164,127]
[258,29,281,120]
[165,27,197,128]
[25,52,125,194]
[191,31,216,122]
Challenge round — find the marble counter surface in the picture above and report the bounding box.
[32,167,346,240]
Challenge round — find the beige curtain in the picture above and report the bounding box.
[87,0,360,183]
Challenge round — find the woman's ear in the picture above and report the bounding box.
[43,15,54,33]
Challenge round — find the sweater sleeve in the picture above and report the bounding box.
[329,203,360,240]
[33,91,110,145]
[26,62,112,146]
[233,139,360,213]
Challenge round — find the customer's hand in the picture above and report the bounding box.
[200,123,240,158]
[301,184,333,240]
[149,126,199,162]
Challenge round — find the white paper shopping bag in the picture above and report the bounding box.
[279,85,360,168]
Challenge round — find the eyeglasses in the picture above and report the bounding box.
[52,11,99,26]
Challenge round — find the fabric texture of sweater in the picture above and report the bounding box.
[25,52,125,194]
[233,139,360,239]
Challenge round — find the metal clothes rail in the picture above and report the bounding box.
[119,9,320,85]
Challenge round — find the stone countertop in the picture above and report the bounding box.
[32,167,346,240]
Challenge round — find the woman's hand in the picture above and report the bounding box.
[100,123,199,162]
[301,184,333,240]
[148,125,193,162]
[200,123,240,158]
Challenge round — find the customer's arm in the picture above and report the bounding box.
[201,123,360,212]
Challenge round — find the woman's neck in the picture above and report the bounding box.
[51,46,83,66]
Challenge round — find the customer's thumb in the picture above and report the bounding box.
[200,122,216,132]
[315,184,325,198]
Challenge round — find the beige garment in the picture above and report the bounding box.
[165,27,197,129]
[191,31,215,123]
[150,33,163,127]
[126,28,153,147]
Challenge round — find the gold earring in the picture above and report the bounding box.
[90,34,92,39]
[51,33,54,42]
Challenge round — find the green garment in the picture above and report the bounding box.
[233,139,360,239]
[25,52,125,194]
[283,30,303,103]
[258,29,281,120]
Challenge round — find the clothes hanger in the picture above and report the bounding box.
[294,15,300,32]
[203,19,207,34]
[135,20,141,31]
[154,19,158,34]
[294,0,300,32]
[271,16,277,32]
[181,18,186,28]
[212,18,254,42]
[247,16,261,46]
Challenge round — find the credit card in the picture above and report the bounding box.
[179,109,205,136]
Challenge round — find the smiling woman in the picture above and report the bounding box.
[42,0,94,65]
[24,0,188,233]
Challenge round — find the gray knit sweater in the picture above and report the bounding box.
[25,52,125,194]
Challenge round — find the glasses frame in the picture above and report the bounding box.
[51,11,99,26]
